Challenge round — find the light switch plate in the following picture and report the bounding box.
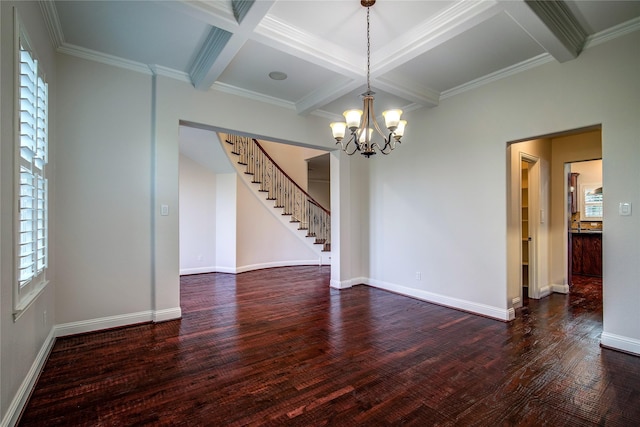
[619,202,631,216]
[161,204,169,216]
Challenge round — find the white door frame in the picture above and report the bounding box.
[521,153,540,299]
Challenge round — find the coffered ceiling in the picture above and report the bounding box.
[42,1,640,121]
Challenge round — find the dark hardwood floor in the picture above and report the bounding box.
[19,268,640,426]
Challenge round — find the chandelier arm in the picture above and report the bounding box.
[373,132,398,154]
[341,132,361,156]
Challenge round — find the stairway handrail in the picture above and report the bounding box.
[252,138,330,216]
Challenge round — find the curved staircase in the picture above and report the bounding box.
[222,134,331,255]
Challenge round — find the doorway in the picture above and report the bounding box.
[507,126,602,317]
[566,159,603,287]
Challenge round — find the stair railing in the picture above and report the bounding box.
[226,134,331,251]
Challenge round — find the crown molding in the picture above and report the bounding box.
[373,76,440,108]
[149,65,191,83]
[295,78,363,116]
[57,43,153,75]
[441,53,553,99]
[584,16,640,49]
[167,0,238,32]
[211,81,295,111]
[440,14,639,100]
[39,0,64,48]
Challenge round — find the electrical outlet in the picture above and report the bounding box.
[415,272,421,280]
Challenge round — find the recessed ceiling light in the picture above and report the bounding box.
[269,71,288,81]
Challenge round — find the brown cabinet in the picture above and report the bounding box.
[569,173,579,214]
[571,233,602,277]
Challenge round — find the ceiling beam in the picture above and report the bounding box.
[188,0,275,90]
[372,0,503,77]
[372,76,440,109]
[295,78,364,117]
[501,0,587,62]
[254,15,362,77]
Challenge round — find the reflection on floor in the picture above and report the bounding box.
[569,274,603,313]
[521,274,603,320]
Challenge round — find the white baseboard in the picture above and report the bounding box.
[55,310,154,337]
[537,285,551,299]
[330,277,366,289]
[552,283,570,294]
[181,261,332,276]
[601,332,640,356]
[180,266,217,275]
[367,278,513,321]
[235,260,324,274]
[214,266,237,274]
[1,328,56,427]
[55,308,183,337]
[153,307,182,323]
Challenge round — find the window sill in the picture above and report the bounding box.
[13,279,49,322]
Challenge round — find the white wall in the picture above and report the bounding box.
[236,178,319,270]
[1,2,57,425]
[55,55,154,326]
[364,30,640,352]
[572,159,603,192]
[179,154,217,274]
[215,173,237,271]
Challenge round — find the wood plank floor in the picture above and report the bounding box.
[19,268,640,426]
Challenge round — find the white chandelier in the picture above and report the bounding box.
[330,0,407,157]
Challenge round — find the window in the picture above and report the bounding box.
[580,183,603,222]
[14,14,49,317]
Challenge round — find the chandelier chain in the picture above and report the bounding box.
[366,6,371,91]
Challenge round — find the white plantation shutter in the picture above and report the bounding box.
[17,31,48,296]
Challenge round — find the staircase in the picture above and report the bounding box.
[224,134,331,253]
